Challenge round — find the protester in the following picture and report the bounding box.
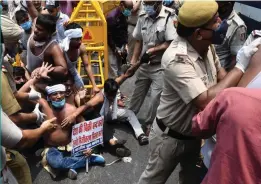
[129,0,177,134]
[37,84,105,180]
[106,0,133,78]
[42,0,70,42]
[62,63,149,146]
[13,66,27,90]
[15,9,33,65]
[138,1,260,184]
[215,1,247,71]
[61,22,100,94]
[26,13,68,81]
[192,88,261,184]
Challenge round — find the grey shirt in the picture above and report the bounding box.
[133,6,177,64]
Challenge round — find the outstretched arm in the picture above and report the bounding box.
[61,93,104,127]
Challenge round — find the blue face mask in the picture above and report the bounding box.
[51,98,65,109]
[20,21,32,31]
[122,9,131,17]
[144,4,156,16]
[203,20,228,45]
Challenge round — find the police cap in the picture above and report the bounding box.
[178,1,218,28]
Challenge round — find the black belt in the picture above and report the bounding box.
[156,118,197,140]
[128,23,136,27]
[148,62,161,65]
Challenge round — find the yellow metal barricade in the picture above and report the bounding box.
[70,0,119,90]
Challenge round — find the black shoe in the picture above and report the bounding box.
[115,147,131,157]
[138,134,149,146]
[115,139,127,146]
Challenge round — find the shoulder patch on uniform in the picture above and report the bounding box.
[176,41,187,56]
[251,30,261,38]
[174,55,188,64]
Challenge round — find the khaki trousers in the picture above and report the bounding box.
[6,150,32,184]
[138,120,201,184]
[128,65,163,124]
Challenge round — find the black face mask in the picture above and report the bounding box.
[202,20,229,45]
[16,83,25,90]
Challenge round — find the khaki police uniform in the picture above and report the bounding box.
[215,10,247,71]
[138,36,221,184]
[129,6,177,124]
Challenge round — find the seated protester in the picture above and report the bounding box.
[13,66,27,90]
[60,22,100,94]
[1,109,57,184]
[62,63,149,145]
[15,10,33,65]
[37,84,105,180]
[63,74,86,107]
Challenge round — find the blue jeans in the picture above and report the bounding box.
[46,148,86,170]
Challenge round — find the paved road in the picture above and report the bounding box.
[30,75,180,184]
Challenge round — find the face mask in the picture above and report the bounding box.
[51,98,66,109]
[144,4,156,17]
[16,82,25,90]
[122,9,131,17]
[20,21,32,31]
[203,20,228,45]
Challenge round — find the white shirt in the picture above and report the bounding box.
[56,12,70,42]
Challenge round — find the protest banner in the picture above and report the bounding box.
[71,116,104,155]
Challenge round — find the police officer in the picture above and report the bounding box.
[129,0,176,133]
[215,1,247,71]
[138,1,259,184]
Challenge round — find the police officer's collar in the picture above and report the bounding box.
[185,40,203,62]
[227,10,236,20]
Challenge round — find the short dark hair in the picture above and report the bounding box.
[15,10,28,23]
[104,79,119,95]
[36,14,56,34]
[65,22,83,31]
[13,66,25,76]
[176,22,196,38]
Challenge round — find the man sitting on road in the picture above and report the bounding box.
[39,84,105,180]
[62,63,149,145]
